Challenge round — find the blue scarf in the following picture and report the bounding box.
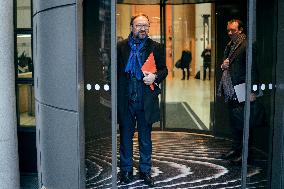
[125,34,148,80]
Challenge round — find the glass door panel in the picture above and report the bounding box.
[245,0,276,187]
[17,84,35,127]
[165,3,213,131]
[214,1,246,187]
[16,0,31,28]
[84,1,113,188]
[17,34,33,78]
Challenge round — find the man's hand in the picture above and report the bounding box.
[250,93,256,102]
[221,58,229,70]
[143,71,156,85]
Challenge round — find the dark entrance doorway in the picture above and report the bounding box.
[83,0,279,188]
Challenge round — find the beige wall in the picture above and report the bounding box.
[116,5,131,40]
[166,6,173,78]
[117,5,160,41]
[172,5,196,77]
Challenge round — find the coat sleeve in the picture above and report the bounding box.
[153,43,168,84]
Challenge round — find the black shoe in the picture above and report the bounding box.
[230,155,253,166]
[181,78,185,80]
[229,156,242,166]
[120,171,133,184]
[219,149,240,160]
[140,172,154,187]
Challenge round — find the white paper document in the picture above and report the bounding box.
[234,83,246,102]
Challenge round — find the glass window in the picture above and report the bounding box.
[164,3,212,131]
[17,84,35,127]
[17,0,32,28]
[16,0,33,127]
[245,0,276,187]
[17,34,33,78]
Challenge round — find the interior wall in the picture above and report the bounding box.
[132,5,161,41]
[172,5,196,77]
[165,5,173,78]
[116,5,160,41]
[116,5,131,40]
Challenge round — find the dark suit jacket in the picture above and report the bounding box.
[117,38,168,125]
[224,40,258,86]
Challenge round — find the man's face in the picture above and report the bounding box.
[227,21,242,41]
[131,16,150,39]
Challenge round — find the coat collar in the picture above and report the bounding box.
[125,37,152,65]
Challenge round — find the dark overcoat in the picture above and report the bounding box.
[117,38,168,125]
[225,40,257,86]
[180,50,192,69]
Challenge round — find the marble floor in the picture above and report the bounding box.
[19,112,36,127]
[86,72,269,188]
[165,71,211,129]
[86,132,268,188]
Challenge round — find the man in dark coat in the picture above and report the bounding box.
[180,50,192,80]
[201,45,211,80]
[117,14,168,186]
[218,19,257,164]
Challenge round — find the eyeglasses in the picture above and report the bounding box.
[134,24,150,30]
[227,29,237,34]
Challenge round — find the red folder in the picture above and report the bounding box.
[141,52,157,90]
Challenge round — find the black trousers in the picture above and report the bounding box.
[228,100,252,150]
[119,101,152,173]
[203,62,211,80]
[181,67,190,80]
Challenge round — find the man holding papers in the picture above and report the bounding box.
[217,19,257,165]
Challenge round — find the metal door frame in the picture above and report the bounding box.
[111,1,117,188]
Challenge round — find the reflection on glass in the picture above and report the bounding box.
[18,84,35,127]
[245,1,274,187]
[17,0,31,28]
[84,0,113,187]
[17,34,33,78]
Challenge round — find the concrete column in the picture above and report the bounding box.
[0,1,20,189]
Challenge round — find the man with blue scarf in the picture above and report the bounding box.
[117,14,168,187]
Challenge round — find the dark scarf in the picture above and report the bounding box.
[217,33,246,102]
[125,33,148,80]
